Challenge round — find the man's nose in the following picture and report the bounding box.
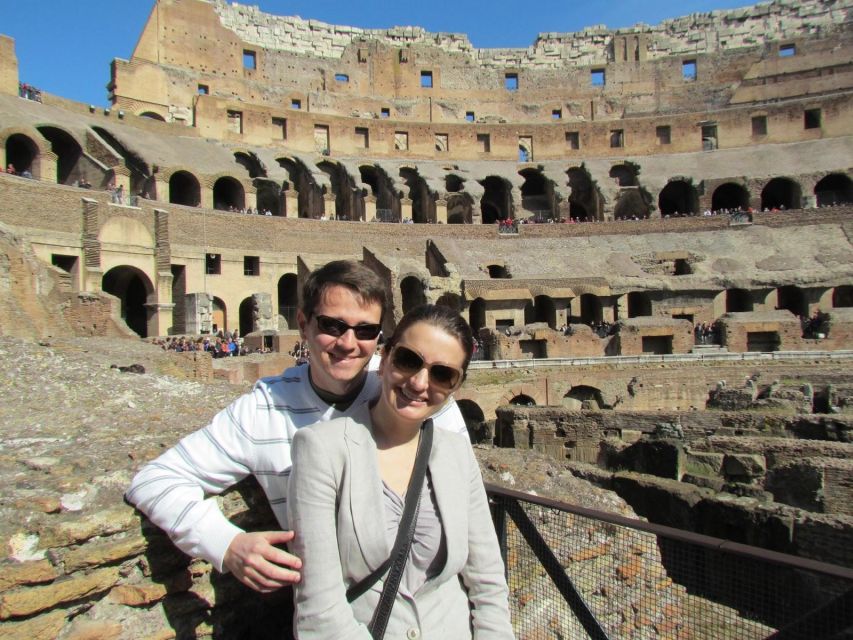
[336,328,358,349]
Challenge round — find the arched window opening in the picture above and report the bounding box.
[469,298,486,333]
[278,274,298,329]
[580,294,603,325]
[447,193,472,224]
[562,385,605,410]
[4,133,39,177]
[777,285,807,317]
[456,400,488,443]
[256,180,282,215]
[280,157,322,218]
[658,180,698,216]
[509,394,536,407]
[480,176,511,224]
[37,126,82,185]
[169,171,201,207]
[213,176,245,211]
[92,126,152,197]
[139,112,166,121]
[832,286,853,308]
[567,167,601,221]
[711,183,750,212]
[761,177,801,211]
[400,167,432,224]
[234,151,266,178]
[627,292,652,318]
[814,174,852,207]
[400,276,426,314]
[359,164,397,222]
[486,264,510,279]
[435,293,462,312]
[102,266,153,338]
[239,297,255,337]
[726,289,754,313]
[519,169,553,221]
[533,295,556,328]
[211,297,227,334]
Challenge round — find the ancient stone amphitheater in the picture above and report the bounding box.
[0,0,851,638]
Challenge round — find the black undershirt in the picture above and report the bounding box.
[308,368,366,413]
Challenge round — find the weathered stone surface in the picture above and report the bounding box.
[61,534,147,572]
[0,609,67,640]
[0,559,59,591]
[0,567,120,620]
[64,619,123,640]
[722,453,767,480]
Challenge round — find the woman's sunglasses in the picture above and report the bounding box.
[389,345,463,391]
[315,315,382,341]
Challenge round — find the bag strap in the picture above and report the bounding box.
[345,419,434,639]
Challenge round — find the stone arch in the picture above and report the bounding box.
[609,163,638,187]
[278,156,322,218]
[456,399,488,442]
[580,294,603,324]
[519,168,555,221]
[562,385,605,410]
[91,126,152,196]
[400,275,427,314]
[102,266,155,338]
[711,182,750,212]
[832,286,853,308]
[139,111,166,121]
[212,297,227,333]
[360,164,398,221]
[239,296,255,336]
[531,295,556,328]
[234,151,266,178]
[627,291,652,317]
[479,176,512,224]
[566,166,602,221]
[777,285,807,317]
[2,130,42,177]
[36,125,83,185]
[814,173,852,207]
[278,273,298,329]
[400,167,434,223]
[499,385,544,407]
[761,177,801,211]
[168,170,201,207]
[486,264,511,279]
[255,179,282,215]
[212,176,246,211]
[509,394,536,406]
[318,159,360,221]
[659,179,698,216]
[469,298,486,333]
[726,288,754,313]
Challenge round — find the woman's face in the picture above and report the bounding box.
[378,321,466,426]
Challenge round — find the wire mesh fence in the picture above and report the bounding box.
[487,484,853,640]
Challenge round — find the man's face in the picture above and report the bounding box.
[297,284,382,396]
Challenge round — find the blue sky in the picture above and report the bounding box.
[5,0,752,106]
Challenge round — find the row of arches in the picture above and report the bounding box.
[4,127,852,220]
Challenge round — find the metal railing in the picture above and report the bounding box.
[487,483,853,639]
[469,349,853,370]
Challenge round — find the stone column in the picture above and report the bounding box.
[146,302,175,337]
[185,292,213,334]
[38,150,58,183]
[154,177,170,204]
[81,197,103,292]
[199,180,214,210]
[364,194,377,222]
[112,166,132,202]
[252,293,276,332]
[400,197,413,223]
[435,198,448,224]
[283,187,299,218]
[244,183,257,211]
[323,193,337,219]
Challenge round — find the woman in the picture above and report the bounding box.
[288,305,514,639]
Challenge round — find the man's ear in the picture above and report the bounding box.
[296,309,308,340]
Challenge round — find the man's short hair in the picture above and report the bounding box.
[301,260,387,320]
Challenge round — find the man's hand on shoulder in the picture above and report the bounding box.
[223,531,302,592]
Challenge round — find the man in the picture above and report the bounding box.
[126,260,468,592]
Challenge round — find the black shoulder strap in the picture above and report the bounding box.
[345,419,434,629]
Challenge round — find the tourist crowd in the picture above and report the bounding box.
[694,321,722,345]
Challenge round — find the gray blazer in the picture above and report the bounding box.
[288,405,515,639]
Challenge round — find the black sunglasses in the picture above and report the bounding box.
[315,315,382,341]
[390,345,463,391]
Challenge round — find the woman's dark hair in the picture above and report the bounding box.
[302,260,387,320]
[384,304,475,375]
